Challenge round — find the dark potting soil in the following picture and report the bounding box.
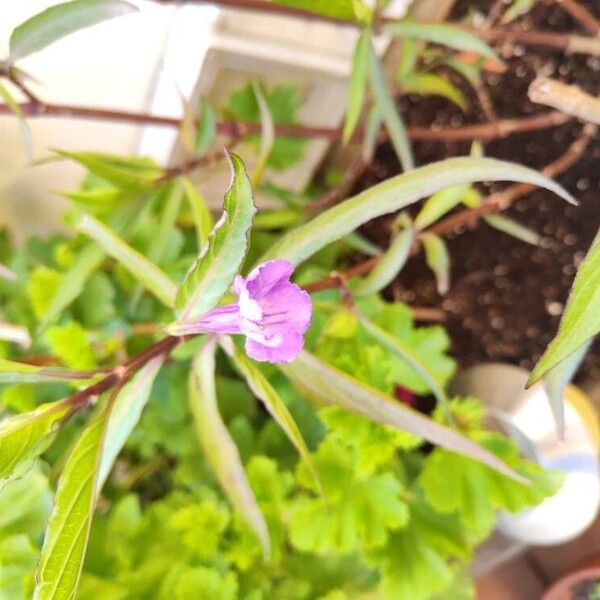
[354,0,600,380]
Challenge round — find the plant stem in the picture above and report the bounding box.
[554,0,600,35]
[0,98,572,145]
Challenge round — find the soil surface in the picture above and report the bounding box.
[355,0,600,380]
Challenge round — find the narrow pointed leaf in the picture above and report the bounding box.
[75,214,177,307]
[0,82,33,158]
[402,72,468,112]
[259,157,574,267]
[343,30,371,144]
[369,43,414,171]
[251,82,275,187]
[182,177,215,251]
[54,151,163,194]
[384,21,499,62]
[189,339,270,558]
[356,311,451,419]
[529,228,600,384]
[227,341,319,488]
[0,359,94,385]
[414,185,469,230]
[279,350,526,482]
[175,152,256,321]
[34,406,109,600]
[130,182,183,307]
[361,104,383,162]
[484,214,541,246]
[195,97,217,154]
[97,356,165,489]
[356,226,414,295]
[38,244,105,333]
[543,340,592,439]
[0,398,73,488]
[422,233,451,295]
[10,0,137,61]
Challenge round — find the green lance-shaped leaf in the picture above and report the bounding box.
[384,21,499,62]
[361,104,383,162]
[279,350,526,482]
[189,339,270,558]
[130,182,184,307]
[401,72,468,112]
[343,231,382,257]
[529,228,600,385]
[356,226,414,296]
[53,151,163,194]
[270,0,371,23]
[37,243,105,333]
[0,398,73,488]
[74,213,177,307]
[182,177,215,251]
[9,0,138,62]
[543,340,592,439]
[259,157,575,268]
[356,311,451,420]
[224,339,319,489]
[38,204,137,333]
[414,185,470,230]
[502,0,535,24]
[195,97,217,154]
[33,405,110,600]
[422,232,451,295]
[174,152,256,322]
[0,81,33,158]
[97,355,165,489]
[343,29,371,144]
[369,42,414,171]
[0,359,95,385]
[251,82,275,187]
[484,214,541,246]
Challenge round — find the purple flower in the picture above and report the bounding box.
[169,260,312,363]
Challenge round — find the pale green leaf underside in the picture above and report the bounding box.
[189,340,270,558]
[176,152,256,321]
[343,30,371,144]
[414,185,469,230]
[529,228,600,384]
[543,340,592,438]
[369,42,414,171]
[280,350,526,483]
[356,312,451,419]
[230,343,319,489]
[10,0,138,61]
[97,356,164,489]
[484,214,540,246]
[251,82,275,187]
[0,359,94,385]
[384,21,499,62]
[75,214,177,308]
[356,226,414,296]
[422,232,451,295]
[260,157,574,268]
[34,407,109,600]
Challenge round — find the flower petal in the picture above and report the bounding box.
[245,260,295,299]
[245,331,305,363]
[259,282,312,335]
